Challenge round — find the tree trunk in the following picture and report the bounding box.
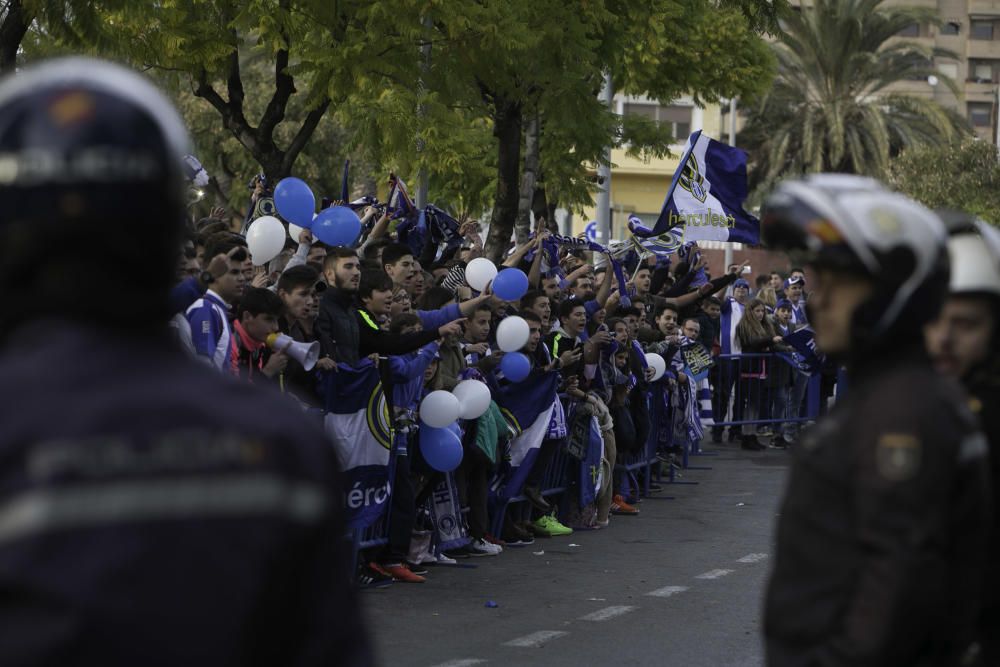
[514,112,539,245]
[484,96,522,262]
[0,0,31,76]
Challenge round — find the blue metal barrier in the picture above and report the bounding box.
[489,444,572,538]
[711,353,824,431]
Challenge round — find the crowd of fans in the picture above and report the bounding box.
[169,178,822,587]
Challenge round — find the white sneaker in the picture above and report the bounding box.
[435,553,458,565]
[472,538,502,556]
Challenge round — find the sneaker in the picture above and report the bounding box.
[758,426,774,437]
[442,548,471,560]
[357,562,393,589]
[523,485,553,513]
[611,495,640,515]
[382,562,426,583]
[467,539,499,557]
[595,518,610,528]
[434,552,458,565]
[740,435,766,451]
[405,560,429,575]
[416,551,438,565]
[502,521,535,546]
[532,514,573,537]
[484,533,506,550]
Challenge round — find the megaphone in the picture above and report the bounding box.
[266,333,320,371]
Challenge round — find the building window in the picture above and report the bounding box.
[941,21,961,35]
[969,60,997,83]
[969,102,993,127]
[623,102,693,142]
[938,62,959,79]
[972,20,994,40]
[897,23,920,37]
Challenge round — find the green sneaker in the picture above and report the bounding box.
[533,514,573,537]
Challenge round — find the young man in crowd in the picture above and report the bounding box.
[784,275,808,326]
[185,244,248,373]
[521,290,552,332]
[382,243,419,293]
[232,287,287,383]
[712,277,750,441]
[462,303,501,373]
[275,265,334,406]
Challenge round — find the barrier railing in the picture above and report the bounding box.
[710,353,823,430]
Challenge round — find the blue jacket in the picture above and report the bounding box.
[388,342,439,411]
[416,303,462,332]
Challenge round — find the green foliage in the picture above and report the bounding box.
[889,139,1000,225]
[741,0,971,196]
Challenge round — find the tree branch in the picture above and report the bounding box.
[281,97,332,176]
[0,0,31,75]
[258,0,295,143]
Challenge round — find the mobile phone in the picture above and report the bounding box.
[741,266,752,275]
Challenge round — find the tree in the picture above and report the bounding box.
[740,0,971,194]
[349,0,776,261]
[889,138,1000,224]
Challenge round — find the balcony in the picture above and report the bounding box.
[965,80,998,101]
[970,0,1000,16]
[968,39,1000,58]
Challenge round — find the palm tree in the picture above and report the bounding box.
[741,0,971,192]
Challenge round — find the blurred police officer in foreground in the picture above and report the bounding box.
[761,175,990,666]
[0,58,372,666]
[926,213,1000,665]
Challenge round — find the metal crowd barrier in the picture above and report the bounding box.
[710,353,824,431]
[489,444,573,538]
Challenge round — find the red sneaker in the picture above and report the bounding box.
[381,562,426,583]
[611,494,640,515]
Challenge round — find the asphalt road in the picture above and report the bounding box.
[360,443,791,667]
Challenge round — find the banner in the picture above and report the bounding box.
[429,472,469,552]
[321,362,393,529]
[631,130,759,245]
[578,415,604,507]
[680,341,714,382]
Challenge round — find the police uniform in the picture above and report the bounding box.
[0,326,373,666]
[764,347,990,666]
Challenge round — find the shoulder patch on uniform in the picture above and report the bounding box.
[875,433,922,482]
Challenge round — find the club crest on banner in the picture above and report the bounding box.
[679,153,708,203]
[366,382,392,450]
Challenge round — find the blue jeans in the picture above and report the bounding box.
[782,371,810,439]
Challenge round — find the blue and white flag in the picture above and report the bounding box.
[320,362,393,529]
[782,326,827,376]
[488,371,559,500]
[632,130,759,245]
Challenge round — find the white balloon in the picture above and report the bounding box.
[288,222,305,241]
[465,257,497,292]
[452,379,492,420]
[420,390,462,428]
[496,316,530,353]
[246,215,286,266]
[644,352,666,382]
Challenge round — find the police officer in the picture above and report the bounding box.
[760,175,990,666]
[0,58,372,665]
[925,213,1000,664]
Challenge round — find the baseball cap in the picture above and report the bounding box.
[775,298,793,311]
[734,279,750,289]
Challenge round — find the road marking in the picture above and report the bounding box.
[503,630,568,648]
[429,660,486,667]
[578,605,638,622]
[695,568,734,579]
[737,553,769,564]
[646,585,689,598]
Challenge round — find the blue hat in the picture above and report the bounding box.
[734,279,750,289]
[775,298,793,311]
[784,275,805,289]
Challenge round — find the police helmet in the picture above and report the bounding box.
[937,211,1000,298]
[0,57,191,331]
[761,174,949,348]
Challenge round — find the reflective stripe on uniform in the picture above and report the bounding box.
[0,474,327,547]
[359,310,380,331]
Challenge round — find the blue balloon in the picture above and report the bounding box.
[419,424,463,472]
[500,351,531,382]
[493,268,529,302]
[274,177,316,227]
[312,206,361,247]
